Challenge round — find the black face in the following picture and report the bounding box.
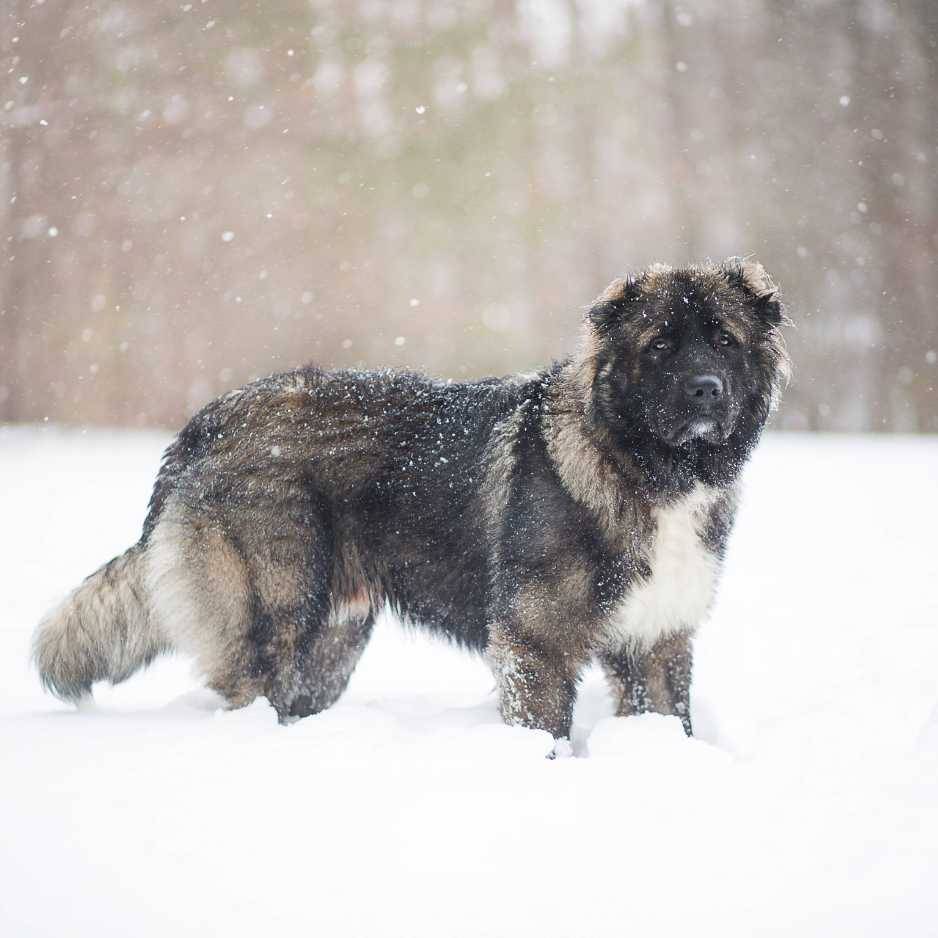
[630,310,746,447]
[589,264,788,461]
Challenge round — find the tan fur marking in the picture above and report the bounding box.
[595,277,630,304]
[601,630,695,733]
[640,262,674,293]
[331,587,372,626]
[543,362,645,545]
[146,499,255,699]
[735,258,777,296]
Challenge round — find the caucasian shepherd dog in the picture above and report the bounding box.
[35,258,790,741]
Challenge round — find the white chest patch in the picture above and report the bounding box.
[606,484,721,650]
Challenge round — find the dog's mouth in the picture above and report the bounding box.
[667,417,726,447]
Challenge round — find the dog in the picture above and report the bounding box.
[34,258,790,740]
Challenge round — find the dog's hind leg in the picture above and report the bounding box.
[147,491,336,719]
[148,490,376,722]
[286,603,375,720]
[234,505,345,723]
[226,505,377,722]
[146,500,267,710]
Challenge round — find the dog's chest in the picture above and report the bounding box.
[606,485,720,648]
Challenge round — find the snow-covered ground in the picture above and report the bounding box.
[2,425,937,937]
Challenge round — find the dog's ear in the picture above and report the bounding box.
[586,275,643,334]
[720,257,787,326]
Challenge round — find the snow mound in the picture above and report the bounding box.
[1,426,937,937]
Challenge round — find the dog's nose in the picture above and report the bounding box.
[683,374,724,402]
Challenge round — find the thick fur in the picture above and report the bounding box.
[33,258,789,738]
[33,546,170,702]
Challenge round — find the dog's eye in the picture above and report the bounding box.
[717,330,735,347]
[651,338,672,352]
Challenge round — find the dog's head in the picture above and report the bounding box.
[583,258,791,452]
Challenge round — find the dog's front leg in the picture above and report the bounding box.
[600,630,695,736]
[487,626,585,741]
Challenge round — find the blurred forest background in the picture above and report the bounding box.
[1,0,936,432]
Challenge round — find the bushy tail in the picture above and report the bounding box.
[33,544,171,702]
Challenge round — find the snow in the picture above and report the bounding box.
[1,425,937,937]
